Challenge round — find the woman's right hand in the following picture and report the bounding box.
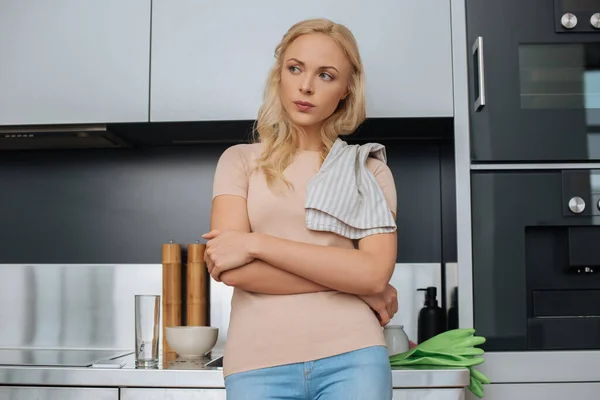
[359,284,398,326]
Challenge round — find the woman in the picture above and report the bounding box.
[203,18,399,400]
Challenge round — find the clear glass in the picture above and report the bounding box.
[134,295,160,368]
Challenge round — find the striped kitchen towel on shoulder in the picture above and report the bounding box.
[305,138,397,240]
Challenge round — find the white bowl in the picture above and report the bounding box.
[166,326,219,359]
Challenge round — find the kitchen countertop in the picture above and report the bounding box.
[0,348,470,389]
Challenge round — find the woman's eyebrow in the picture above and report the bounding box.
[286,58,339,73]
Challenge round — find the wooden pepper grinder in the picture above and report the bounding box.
[186,240,207,326]
[162,240,182,364]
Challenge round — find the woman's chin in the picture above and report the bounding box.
[288,115,323,132]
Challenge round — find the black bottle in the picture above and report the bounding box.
[417,287,445,343]
[447,287,459,330]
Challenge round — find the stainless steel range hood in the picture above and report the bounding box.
[0,124,130,150]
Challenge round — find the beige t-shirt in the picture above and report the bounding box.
[212,142,397,377]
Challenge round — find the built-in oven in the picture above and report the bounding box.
[471,168,600,351]
[466,0,600,162]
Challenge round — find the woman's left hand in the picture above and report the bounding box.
[202,230,256,281]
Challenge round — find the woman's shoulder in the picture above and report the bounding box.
[365,156,397,214]
[218,142,264,168]
[365,156,392,178]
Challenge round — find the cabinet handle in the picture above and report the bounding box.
[472,36,486,112]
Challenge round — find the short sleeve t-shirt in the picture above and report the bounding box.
[212,142,397,377]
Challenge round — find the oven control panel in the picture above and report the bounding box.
[555,0,600,32]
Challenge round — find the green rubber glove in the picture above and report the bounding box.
[391,352,489,398]
[418,329,486,354]
[390,346,483,362]
[389,329,486,360]
[390,351,484,368]
[388,329,491,399]
[469,366,490,385]
[470,374,484,398]
[392,347,483,363]
[468,366,491,398]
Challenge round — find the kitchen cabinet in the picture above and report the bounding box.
[0,386,118,400]
[0,0,151,126]
[150,0,453,122]
[393,389,464,399]
[467,382,600,400]
[120,389,226,400]
[122,388,463,400]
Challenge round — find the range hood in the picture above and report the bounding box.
[0,124,129,150]
[0,118,455,150]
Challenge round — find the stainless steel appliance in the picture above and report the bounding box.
[0,348,131,367]
[466,0,600,162]
[0,124,130,150]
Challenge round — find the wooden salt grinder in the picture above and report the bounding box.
[162,240,182,363]
[186,241,207,326]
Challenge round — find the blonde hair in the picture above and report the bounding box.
[253,18,366,189]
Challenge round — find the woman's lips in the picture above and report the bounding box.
[294,101,315,112]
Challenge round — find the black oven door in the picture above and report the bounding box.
[466,0,600,162]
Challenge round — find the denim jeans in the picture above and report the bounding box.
[224,345,393,400]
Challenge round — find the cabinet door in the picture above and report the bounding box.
[0,387,118,400]
[121,389,226,400]
[468,383,600,400]
[150,0,452,122]
[0,0,151,125]
[393,389,464,400]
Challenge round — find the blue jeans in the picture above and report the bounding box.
[225,345,392,400]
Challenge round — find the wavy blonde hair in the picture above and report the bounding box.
[253,18,366,189]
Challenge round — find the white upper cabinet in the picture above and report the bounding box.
[0,0,151,126]
[150,0,453,122]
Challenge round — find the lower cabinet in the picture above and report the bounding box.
[121,388,463,400]
[120,389,226,400]
[393,389,464,400]
[467,383,600,400]
[0,387,118,400]
[0,387,465,400]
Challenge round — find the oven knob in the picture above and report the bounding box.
[592,13,600,29]
[561,13,578,29]
[569,196,585,213]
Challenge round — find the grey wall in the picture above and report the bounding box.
[0,140,456,264]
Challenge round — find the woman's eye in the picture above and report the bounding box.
[320,73,333,81]
[288,66,301,73]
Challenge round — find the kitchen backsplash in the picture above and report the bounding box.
[0,139,456,265]
[0,264,162,351]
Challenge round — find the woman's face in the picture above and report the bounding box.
[279,33,352,134]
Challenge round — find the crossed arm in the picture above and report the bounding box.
[205,195,397,296]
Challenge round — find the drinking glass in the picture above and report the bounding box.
[135,294,160,368]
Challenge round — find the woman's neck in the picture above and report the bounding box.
[295,128,323,152]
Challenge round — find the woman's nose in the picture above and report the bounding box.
[299,77,313,95]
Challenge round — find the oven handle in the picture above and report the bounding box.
[472,36,486,112]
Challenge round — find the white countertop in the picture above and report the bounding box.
[0,352,470,389]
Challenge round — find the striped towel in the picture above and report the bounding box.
[305,138,397,239]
